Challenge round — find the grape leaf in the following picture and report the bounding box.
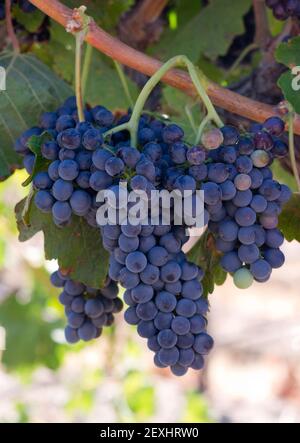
[278,192,300,242]
[187,230,227,297]
[15,198,109,288]
[47,21,138,109]
[276,37,300,114]
[0,52,72,181]
[22,132,53,186]
[0,287,63,370]
[151,0,251,62]
[12,5,45,33]
[276,36,300,66]
[161,86,202,144]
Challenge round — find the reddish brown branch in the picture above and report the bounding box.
[118,0,168,49]
[28,0,300,135]
[253,0,272,50]
[5,0,20,53]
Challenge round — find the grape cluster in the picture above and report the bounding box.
[266,0,300,20]
[162,116,291,288]
[51,269,123,343]
[17,95,291,375]
[91,120,214,375]
[0,0,36,20]
[104,221,213,376]
[14,96,116,228]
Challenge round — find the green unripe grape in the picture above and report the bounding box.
[233,267,254,289]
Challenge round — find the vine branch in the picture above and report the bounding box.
[118,0,168,49]
[252,0,272,50]
[28,0,300,135]
[5,0,20,53]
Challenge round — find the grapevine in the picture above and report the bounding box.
[0,0,299,382]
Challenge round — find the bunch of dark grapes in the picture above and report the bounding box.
[266,0,300,20]
[14,96,115,228]
[51,269,123,343]
[104,222,213,376]
[163,117,291,288]
[0,1,36,20]
[17,95,291,375]
[92,120,214,376]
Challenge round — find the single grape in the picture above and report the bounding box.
[157,329,178,349]
[70,190,92,215]
[148,246,169,267]
[34,190,54,212]
[78,320,97,341]
[154,312,173,330]
[125,251,147,273]
[52,201,72,222]
[201,128,224,150]
[131,284,154,303]
[52,179,73,201]
[157,347,180,366]
[263,248,285,268]
[171,316,190,335]
[136,301,158,321]
[155,291,177,313]
[137,320,157,338]
[58,159,79,181]
[233,268,254,289]
[221,251,242,273]
[162,124,184,144]
[176,299,196,318]
[33,172,53,190]
[193,333,214,355]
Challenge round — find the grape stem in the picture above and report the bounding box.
[75,31,85,122]
[184,104,197,136]
[67,6,91,123]
[195,114,212,145]
[225,43,258,79]
[105,55,223,147]
[114,61,134,108]
[288,110,300,192]
[82,43,93,98]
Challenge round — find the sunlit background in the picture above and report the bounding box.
[0,170,299,423]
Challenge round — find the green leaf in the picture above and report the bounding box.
[0,52,72,181]
[12,5,45,33]
[278,193,300,242]
[276,36,300,66]
[151,0,251,62]
[161,86,202,144]
[187,231,227,297]
[48,21,138,109]
[276,37,300,113]
[272,160,298,193]
[0,283,63,371]
[124,371,155,419]
[278,71,300,114]
[15,198,110,288]
[22,132,53,186]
